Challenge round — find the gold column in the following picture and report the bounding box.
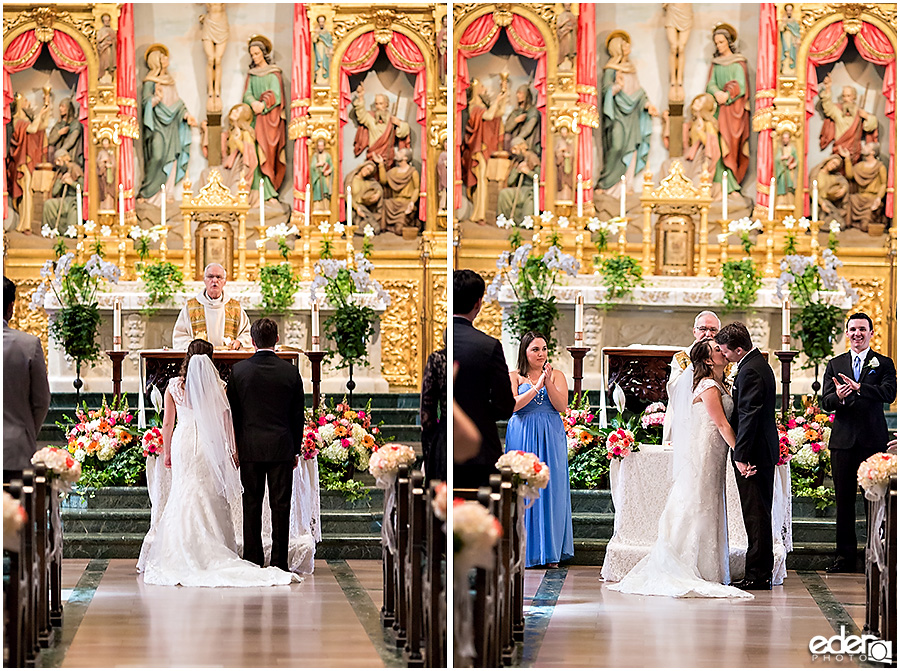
[698,206,710,277]
[300,216,312,281]
[575,232,585,274]
[256,225,267,272]
[182,179,193,278]
[117,221,127,280]
[238,213,248,280]
[718,232,729,271]
[641,207,652,272]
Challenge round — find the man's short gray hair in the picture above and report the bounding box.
[694,310,720,328]
[204,262,227,279]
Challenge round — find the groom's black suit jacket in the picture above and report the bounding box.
[821,349,896,453]
[730,349,779,467]
[227,350,305,462]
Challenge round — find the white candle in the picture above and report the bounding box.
[76,183,82,224]
[259,178,265,228]
[781,297,791,351]
[160,184,166,228]
[721,171,728,221]
[532,173,539,216]
[768,177,775,220]
[346,186,353,228]
[576,173,583,218]
[574,293,584,342]
[119,184,125,229]
[812,180,819,221]
[619,176,626,219]
[113,298,122,350]
[305,183,311,226]
[311,300,320,344]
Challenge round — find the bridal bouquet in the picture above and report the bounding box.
[3,492,27,551]
[368,443,417,484]
[605,427,637,460]
[495,450,550,499]
[857,453,897,501]
[453,498,502,568]
[141,427,163,458]
[31,446,82,485]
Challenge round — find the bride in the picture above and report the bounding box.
[139,339,297,587]
[609,338,751,598]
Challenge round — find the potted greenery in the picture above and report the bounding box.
[258,223,301,315]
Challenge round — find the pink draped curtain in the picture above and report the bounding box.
[292,3,311,214]
[455,12,548,209]
[117,3,136,215]
[755,3,777,211]
[339,32,379,216]
[804,20,895,217]
[576,5,597,208]
[3,28,89,216]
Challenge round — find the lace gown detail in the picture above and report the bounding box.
[609,378,751,598]
[140,378,297,587]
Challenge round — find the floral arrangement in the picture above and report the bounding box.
[265,222,299,260]
[495,212,534,248]
[495,450,550,499]
[605,427,637,460]
[368,443,418,484]
[781,215,811,255]
[306,398,384,500]
[564,396,610,489]
[562,399,598,459]
[727,216,763,255]
[142,427,163,458]
[826,220,841,252]
[311,254,391,369]
[857,453,897,501]
[42,223,78,258]
[777,249,858,370]
[432,482,447,521]
[780,400,834,509]
[3,491,26,551]
[485,242,579,352]
[128,225,164,262]
[453,498,502,568]
[31,446,82,485]
[30,252,120,366]
[587,216,627,255]
[140,260,185,315]
[639,402,666,444]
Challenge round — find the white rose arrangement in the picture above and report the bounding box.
[496,450,550,500]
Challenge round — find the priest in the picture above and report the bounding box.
[172,263,251,349]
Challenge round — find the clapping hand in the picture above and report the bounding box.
[736,461,757,478]
[834,373,860,400]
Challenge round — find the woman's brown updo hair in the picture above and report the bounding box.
[179,338,215,379]
[690,338,716,391]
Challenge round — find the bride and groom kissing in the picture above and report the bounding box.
[611,319,777,598]
[138,318,307,587]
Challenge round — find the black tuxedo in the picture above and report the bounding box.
[452,315,516,488]
[729,348,779,582]
[821,349,897,563]
[227,350,305,570]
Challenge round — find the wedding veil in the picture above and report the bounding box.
[184,354,243,503]
[668,362,696,480]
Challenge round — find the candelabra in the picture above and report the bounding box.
[809,219,821,263]
[300,214,313,281]
[255,224,267,272]
[718,231,729,271]
[75,222,85,264]
[344,223,357,268]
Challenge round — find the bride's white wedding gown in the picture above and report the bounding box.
[140,376,297,587]
[609,378,751,598]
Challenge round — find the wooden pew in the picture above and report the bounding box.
[3,478,28,669]
[48,478,63,628]
[391,464,410,648]
[472,483,501,668]
[32,465,54,648]
[882,478,897,651]
[496,469,516,664]
[403,470,425,666]
[21,470,41,665]
[423,480,445,668]
[863,476,897,654]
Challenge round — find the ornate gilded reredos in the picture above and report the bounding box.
[332,7,434,45]
[188,170,247,208]
[801,3,897,33]
[850,279,886,352]
[648,161,704,201]
[454,3,558,31]
[4,6,97,46]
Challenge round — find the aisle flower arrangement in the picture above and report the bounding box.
[453,498,502,568]
[306,398,384,500]
[432,482,448,521]
[779,401,834,509]
[495,450,550,499]
[31,447,82,487]
[857,453,897,501]
[3,492,27,551]
[368,443,418,483]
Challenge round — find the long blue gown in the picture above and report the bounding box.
[505,382,575,567]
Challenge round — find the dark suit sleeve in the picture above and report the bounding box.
[291,371,305,456]
[820,358,841,412]
[733,366,766,464]
[226,372,241,439]
[857,356,897,405]
[489,340,515,421]
[29,338,51,435]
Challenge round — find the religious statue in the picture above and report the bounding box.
[47,98,83,168]
[351,83,411,168]
[496,138,540,222]
[663,3,693,101]
[818,74,878,164]
[706,24,750,192]
[779,4,800,75]
[200,3,229,112]
[437,14,448,86]
[97,13,117,85]
[503,84,540,156]
[6,93,51,233]
[220,103,257,193]
[460,78,507,225]
[347,161,384,233]
[557,4,577,71]
[310,137,333,211]
[774,130,798,206]
[138,44,197,201]
[313,15,333,86]
[243,35,286,199]
[811,155,849,226]
[597,31,658,193]
[376,148,420,234]
[678,93,721,185]
[437,138,447,211]
[42,150,83,231]
[555,125,575,201]
[840,143,887,233]
[96,136,116,211]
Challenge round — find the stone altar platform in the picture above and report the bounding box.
[40,281,390,395]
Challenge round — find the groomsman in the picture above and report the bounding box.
[821,313,897,573]
[453,269,515,488]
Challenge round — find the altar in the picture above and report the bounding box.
[599,444,793,586]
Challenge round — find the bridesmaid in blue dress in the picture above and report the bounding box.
[506,331,575,568]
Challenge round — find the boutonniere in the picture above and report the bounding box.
[864,357,880,374]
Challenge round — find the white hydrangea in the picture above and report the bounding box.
[786,426,806,451]
[320,442,349,463]
[792,445,821,469]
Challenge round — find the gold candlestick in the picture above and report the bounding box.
[764,218,776,277]
[718,232,729,272]
[237,212,248,280]
[255,224,267,273]
[158,224,169,262]
[809,219,821,263]
[344,223,356,268]
[618,217,627,256]
[300,214,312,281]
[76,223,85,264]
[117,220,128,280]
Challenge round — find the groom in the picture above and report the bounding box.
[715,322,779,590]
[227,318,305,571]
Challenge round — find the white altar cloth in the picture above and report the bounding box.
[600,443,793,586]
